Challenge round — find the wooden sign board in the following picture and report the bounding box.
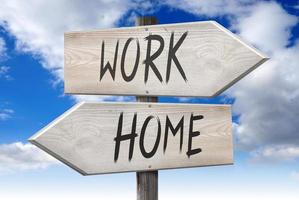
[64,21,268,97]
[29,102,233,175]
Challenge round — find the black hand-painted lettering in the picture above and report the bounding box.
[100,40,119,81]
[121,38,140,82]
[114,112,138,162]
[163,115,184,153]
[166,31,188,83]
[139,115,161,158]
[186,114,203,157]
[143,34,164,83]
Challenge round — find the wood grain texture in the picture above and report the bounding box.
[64,21,268,97]
[137,171,158,200]
[29,102,233,175]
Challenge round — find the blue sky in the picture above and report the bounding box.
[0,0,299,199]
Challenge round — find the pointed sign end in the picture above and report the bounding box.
[28,129,41,144]
[210,55,270,98]
[210,20,270,61]
[28,102,85,142]
[27,136,36,145]
[27,102,90,176]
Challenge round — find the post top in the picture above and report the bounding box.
[135,16,158,26]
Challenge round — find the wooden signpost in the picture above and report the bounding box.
[29,17,268,200]
[64,20,268,97]
[29,102,233,175]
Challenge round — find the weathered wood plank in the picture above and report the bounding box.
[29,102,233,175]
[64,21,268,97]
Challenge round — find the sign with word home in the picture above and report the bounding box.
[64,21,268,97]
[29,102,232,175]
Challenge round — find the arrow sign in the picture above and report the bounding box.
[29,102,232,175]
[65,21,268,97]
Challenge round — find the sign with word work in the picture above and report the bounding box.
[29,102,232,175]
[64,21,268,97]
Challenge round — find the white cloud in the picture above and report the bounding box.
[228,2,299,153]
[0,66,12,80]
[0,66,9,75]
[0,37,6,58]
[0,142,58,175]
[250,145,299,163]
[0,108,14,121]
[163,0,251,17]
[234,1,298,53]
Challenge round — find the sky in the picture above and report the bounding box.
[0,0,299,199]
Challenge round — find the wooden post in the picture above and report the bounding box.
[136,16,158,200]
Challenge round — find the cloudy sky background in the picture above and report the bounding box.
[0,0,299,199]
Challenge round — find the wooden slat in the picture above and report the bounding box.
[64,21,268,97]
[29,102,233,175]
